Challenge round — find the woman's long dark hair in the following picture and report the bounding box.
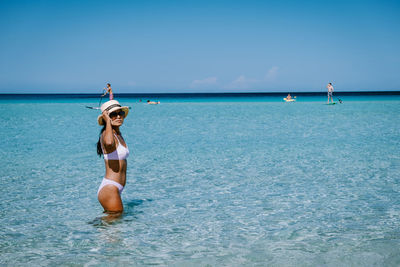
[97,124,107,157]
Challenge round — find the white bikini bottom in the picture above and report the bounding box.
[97,178,124,196]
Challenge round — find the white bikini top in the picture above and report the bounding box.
[101,134,129,160]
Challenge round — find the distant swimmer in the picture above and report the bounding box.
[147,100,160,105]
[96,100,130,216]
[102,83,114,100]
[286,94,292,100]
[327,83,334,104]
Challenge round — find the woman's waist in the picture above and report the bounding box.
[104,158,128,163]
[103,172,126,186]
[104,159,128,169]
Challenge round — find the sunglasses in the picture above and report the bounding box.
[109,110,125,118]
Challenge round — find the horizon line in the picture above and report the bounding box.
[1,90,400,96]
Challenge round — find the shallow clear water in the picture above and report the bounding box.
[1,95,400,266]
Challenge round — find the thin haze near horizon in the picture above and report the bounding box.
[1,0,399,94]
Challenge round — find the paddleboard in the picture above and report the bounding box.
[86,106,101,109]
[86,106,132,110]
[283,98,295,102]
[325,102,336,105]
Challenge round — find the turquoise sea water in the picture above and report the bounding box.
[1,94,400,266]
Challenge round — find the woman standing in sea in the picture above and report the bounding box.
[96,100,130,214]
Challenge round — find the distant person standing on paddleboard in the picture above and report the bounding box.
[102,83,114,100]
[96,100,130,215]
[327,83,334,104]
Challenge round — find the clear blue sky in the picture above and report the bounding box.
[1,0,399,93]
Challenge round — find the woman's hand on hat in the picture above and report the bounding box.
[102,110,111,124]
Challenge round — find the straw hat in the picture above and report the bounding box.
[97,100,129,125]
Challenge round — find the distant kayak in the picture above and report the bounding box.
[284,98,295,102]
